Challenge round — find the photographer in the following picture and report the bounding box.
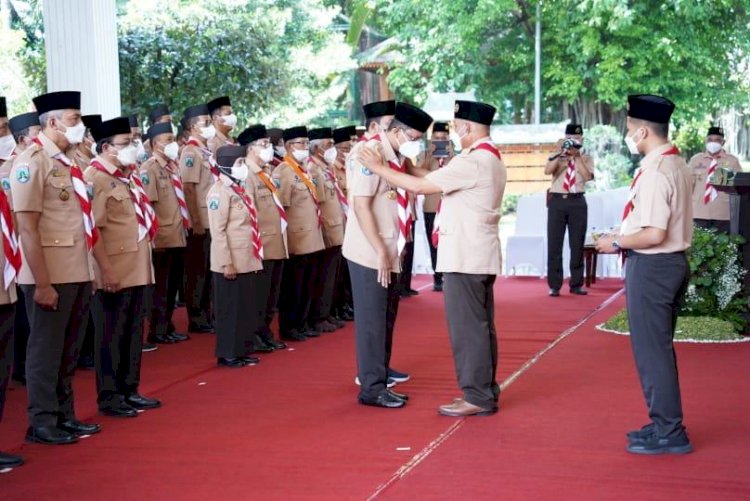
[544,123,595,297]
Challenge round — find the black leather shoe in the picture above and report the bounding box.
[58,419,102,436]
[188,322,214,333]
[25,426,78,445]
[549,288,560,297]
[149,334,178,344]
[252,335,275,353]
[126,394,162,410]
[260,336,287,350]
[241,356,260,365]
[328,316,345,329]
[400,288,419,298]
[77,354,95,370]
[386,389,409,401]
[100,403,138,418]
[281,329,307,342]
[433,282,443,292]
[359,392,406,409]
[570,287,588,295]
[168,332,190,342]
[217,357,247,368]
[0,451,24,468]
[303,326,321,338]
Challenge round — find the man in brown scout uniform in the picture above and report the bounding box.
[358,100,505,417]
[544,123,595,297]
[207,96,238,154]
[148,104,172,127]
[273,126,326,341]
[141,122,190,345]
[238,124,288,351]
[597,95,695,455]
[331,126,355,321]
[688,126,743,233]
[87,117,161,418]
[11,91,101,444]
[422,121,452,292]
[207,145,265,368]
[362,100,396,140]
[180,103,218,333]
[343,102,433,408]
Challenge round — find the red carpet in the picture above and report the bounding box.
[1,276,747,500]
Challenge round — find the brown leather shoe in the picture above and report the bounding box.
[438,399,496,417]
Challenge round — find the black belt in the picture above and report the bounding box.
[550,192,584,199]
[625,250,686,258]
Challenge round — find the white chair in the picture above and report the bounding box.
[504,192,548,276]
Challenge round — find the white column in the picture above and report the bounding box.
[43,0,120,118]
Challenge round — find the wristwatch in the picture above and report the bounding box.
[612,240,621,251]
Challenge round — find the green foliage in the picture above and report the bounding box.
[672,119,711,160]
[501,193,519,215]
[584,124,633,191]
[602,308,742,342]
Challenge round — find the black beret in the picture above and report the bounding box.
[283,126,308,142]
[267,127,283,137]
[216,144,247,168]
[91,117,131,142]
[33,91,81,115]
[363,100,395,120]
[395,102,433,133]
[565,123,583,135]
[82,114,102,129]
[454,100,496,126]
[433,122,449,133]
[147,122,174,142]
[0,97,6,118]
[148,104,170,124]
[237,124,268,146]
[183,104,210,121]
[207,96,231,115]
[333,126,354,144]
[627,94,675,124]
[308,127,333,141]
[128,114,139,128]
[707,126,724,137]
[9,112,40,134]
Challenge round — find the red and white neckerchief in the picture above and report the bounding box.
[257,168,288,235]
[165,159,191,230]
[622,145,680,224]
[432,142,502,247]
[369,134,411,254]
[0,189,21,288]
[229,181,263,260]
[704,157,719,204]
[130,168,159,241]
[185,137,221,182]
[91,160,157,242]
[283,155,322,227]
[33,137,98,251]
[323,167,349,217]
[563,158,577,193]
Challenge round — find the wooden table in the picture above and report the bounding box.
[583,245,598,287]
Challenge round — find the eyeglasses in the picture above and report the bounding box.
[290,140,310,147]
[400,129,420,142]
[254,140,272,148]
[111,141,134,148]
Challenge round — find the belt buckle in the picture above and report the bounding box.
[562,194,569,199]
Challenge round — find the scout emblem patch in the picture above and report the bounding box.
[16,165,30,183]
[361,166,372,176]
[140,172,150,185]
[1,177,10,190]
[208,196,220,210]
[86,182,95,199]
[185,157,194,168]
[274,178,281,189]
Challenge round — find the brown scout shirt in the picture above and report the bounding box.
[622,142,694,254]
[206,175,264,274]
[310,158,345,248]
[687,150,743,221]
[423,154,448,213]
[247,160,288,261]
[207,131,236,155]
[426,138,506,275]
[84,156,154,289]
[179,138,215,231]
[272,159,325,256]
[333,158,348,197]
[140,152,188,249]
[0,153,17,209]
[341,136,402,273]
[549,154,595,193]
[10,132,94,285]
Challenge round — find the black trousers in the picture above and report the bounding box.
[423,212,442,285]
[348,260,400,401]
[92,286,147,407]
[12,286,28,380]
[213,271,269,358]
[625,252,689,438]
[333,252,353,312]
[259,259,285,335]
[547,195,588,290]
[22,282,91,427]
[78,314,95,363]
[150,247,185,337]
[279,252,320,334]
[444,273,499,409]
[185,232,212,325]
[311,246,342,323]
[694,218,730,234]
[0,303,16,421]
[398,225,416,292]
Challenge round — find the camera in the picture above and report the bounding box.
[432,140,450,158]
[561,138,583,151]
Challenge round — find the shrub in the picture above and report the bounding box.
[501,194,520,215]
[602,308,742,342]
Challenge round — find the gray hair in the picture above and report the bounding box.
[38,110,65,130]
[309,138,324,154]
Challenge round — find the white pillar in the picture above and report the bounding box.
[42,0,120,118]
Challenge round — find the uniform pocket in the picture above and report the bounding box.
[104,238,138,255]
[41,233,74,247]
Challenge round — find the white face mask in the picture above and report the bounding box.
[62,120,86,145]
[292,149,310,163]
[135,139,147,162]
[116,145,138,166]
[323,146,338,164]
[200,124,216,140]
[624,128,644,155]
[398,130,423,160]
[164,141,180,161]
[257,144,274,164]
[90,142,98,158]
[706,141,722,155]
[231,162,249,181]
[450,125,468,150]
[0,134,16,160]
[222,114,237,128]
[275,146,287,157]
